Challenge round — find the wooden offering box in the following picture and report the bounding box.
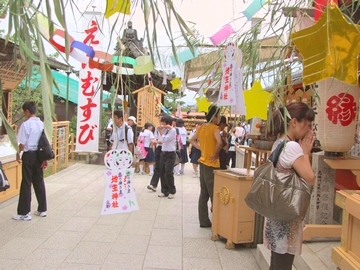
[212,169,255,249]
[332,190,360,270]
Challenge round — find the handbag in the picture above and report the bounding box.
[174,128,182,165]
[0,161,10,192]
[245,141,312,222]
[134,136,148,160]
[174,151,181,167]
[37,130,55,163]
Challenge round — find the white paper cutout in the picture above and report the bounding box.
[101,149,139,215]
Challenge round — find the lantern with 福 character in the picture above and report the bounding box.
[314,77,359,154]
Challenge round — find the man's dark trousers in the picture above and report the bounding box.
[17,151,47,215]
[149,145,162,187]
[159,151,176,196]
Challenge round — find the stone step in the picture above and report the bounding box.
[256,241,340,270]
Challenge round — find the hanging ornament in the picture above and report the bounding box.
[217,43,239,107]
[105,0,131,18]
[314,77,358,153]
[170,77,182,91]
[196,97,211,113]
[162,71,167,85]
[291,4,360,85]
[243,80,273,120]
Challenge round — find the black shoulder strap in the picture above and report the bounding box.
[175,127,179,135]
[269,140,286,168]
[124,125,129,142]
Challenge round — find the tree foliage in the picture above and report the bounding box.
[164,92,186,113]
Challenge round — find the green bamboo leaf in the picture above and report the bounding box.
[53,0,66,29]
[0,111,18,151]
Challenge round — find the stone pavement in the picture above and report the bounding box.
[0,163,339,269]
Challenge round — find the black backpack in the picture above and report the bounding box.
[37,130,55,163]
[0,161,10,192]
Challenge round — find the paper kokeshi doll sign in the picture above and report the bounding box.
[101,149,139,215]
[314,78,358,153]
[217,43,245,115]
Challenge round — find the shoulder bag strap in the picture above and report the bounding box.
[269,140,286,168]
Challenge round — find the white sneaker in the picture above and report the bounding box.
[138,171,145,175]
[12,213,32,221]
[168,194,175,199]
[34,211,47,217]
[192,173,198,178]
[149,172,154,176]
[147,185,156,192]
[175,172,180,176]
[158,193,167,198]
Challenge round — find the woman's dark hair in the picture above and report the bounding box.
[160,115,173,125]
[176,119,184,127]
[142,122,153,132]
[268,102,315,138]
[22,101,36,114]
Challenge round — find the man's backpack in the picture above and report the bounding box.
[37,130,55,163]
[0,161,10,192]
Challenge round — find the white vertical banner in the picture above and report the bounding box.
[217,44,245,115]
[75,12,104,152]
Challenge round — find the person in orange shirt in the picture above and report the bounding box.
[190,106,223,228]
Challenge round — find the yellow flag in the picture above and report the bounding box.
[105,0,131,18]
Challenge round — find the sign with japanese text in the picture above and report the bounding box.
[101,150,139,215]
[134,85,164,128]
[75,15,103,152]
[217,44,245,115]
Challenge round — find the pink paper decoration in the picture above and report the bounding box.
[209,24,235,46]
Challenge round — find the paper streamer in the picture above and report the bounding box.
[105,0,131,18]
[162,72,167,85]
[49,29,74,53]
[170,48,198,65]
[133,56,154,74]
[35,13,56,40]
[89,51,114,72]
[209,24,235,46]
[112,56,138,66]
[243,0,267,20]
[112,65,135,75]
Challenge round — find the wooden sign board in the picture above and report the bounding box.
[133,85,166,128]
[0,60,27,91]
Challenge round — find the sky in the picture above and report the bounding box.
[0,0,278,105]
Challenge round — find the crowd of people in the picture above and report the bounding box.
[13,101,316,270]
